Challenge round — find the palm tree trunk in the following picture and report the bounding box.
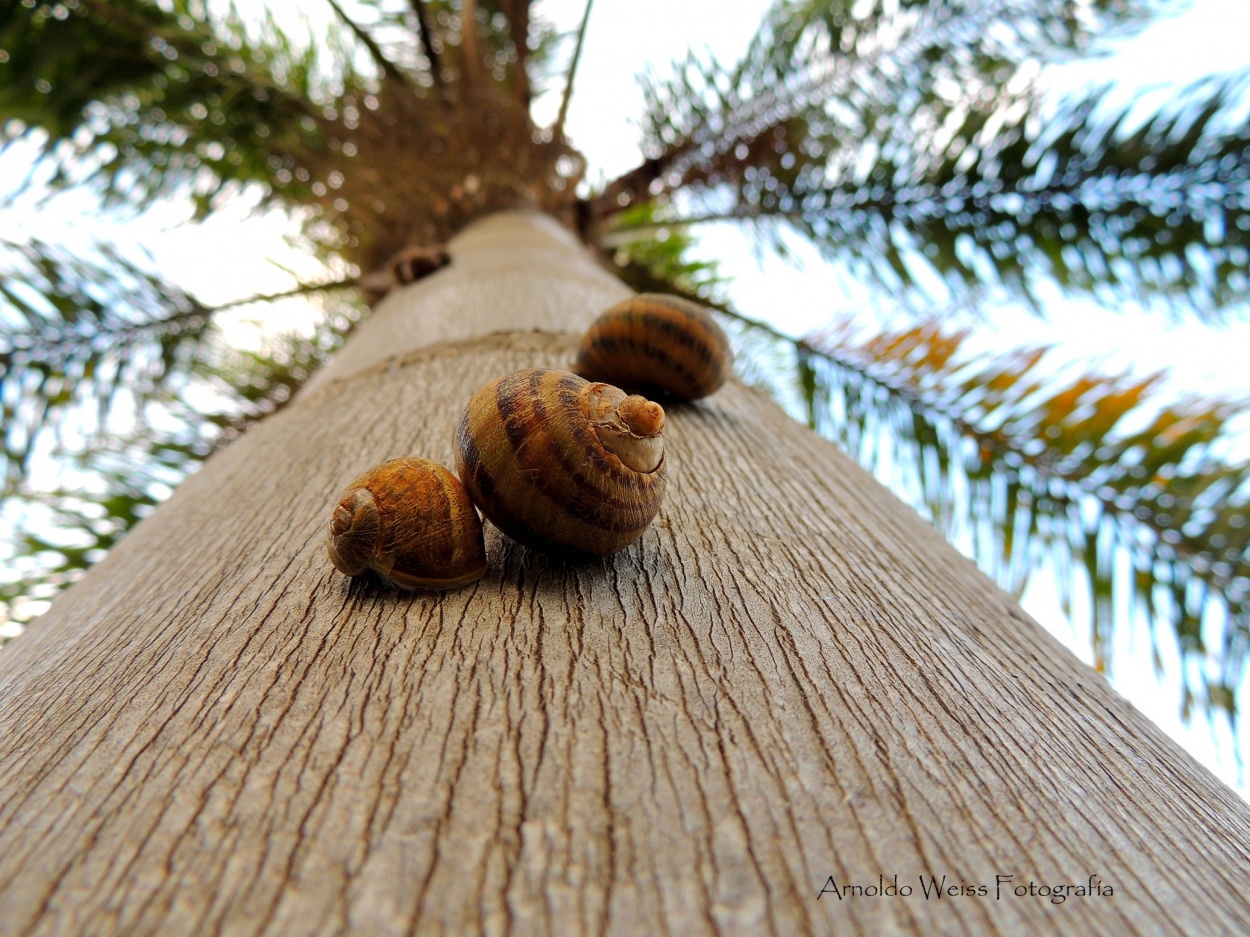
[0,212,1247,936]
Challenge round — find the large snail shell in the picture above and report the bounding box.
[326,457,486,590]
[455,368,667,556]
[574,293,732,400]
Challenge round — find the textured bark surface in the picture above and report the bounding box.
[1,214,1248,936]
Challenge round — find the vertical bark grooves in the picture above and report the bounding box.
[0,213,1247,936]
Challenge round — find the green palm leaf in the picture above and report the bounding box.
[757,76,1250,315]
[0,0,339,215]
[0,237,211,486]
[594,0,1155,213]
[597,1,1248,316]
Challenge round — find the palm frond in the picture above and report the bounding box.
[458,0,485,86]
[0,237,211,487]
[0,233,360,489]
[602,204,728,302]
[588,1,1250,317]
[590,0,1157,217]
[0,420,209,634]
[202,294,364,439]
[670,75,1250,317]
[408,0,444,88]
[0,0,346,216]
[495,0,534,107]
[2,1,579,275]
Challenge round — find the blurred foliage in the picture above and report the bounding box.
[0,0,583,272]
[605,203,729,302]
[0,237,211,486]
[602,207,811,403]
[1,0,1249,729]
[603,1,1250,317]
[0,0,333,215]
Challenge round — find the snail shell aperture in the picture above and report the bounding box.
[326,457,486,590]
[455,368,667,555]
[574,293,733,400]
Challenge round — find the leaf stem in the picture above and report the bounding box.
[408,0,443,88]
[552,0,594,142]
[324,0,420,95]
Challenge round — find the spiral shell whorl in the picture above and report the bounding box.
[574,293,732,400]
[328,488,381,576]
[326,457,486,590]
[455,369,667,555]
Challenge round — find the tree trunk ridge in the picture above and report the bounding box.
[0,213,1246,936]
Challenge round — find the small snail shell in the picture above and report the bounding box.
[326,457,486,590]
[455,368,667,556]
[574,293,732,400]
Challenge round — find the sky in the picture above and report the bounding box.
[3,0,1250,793]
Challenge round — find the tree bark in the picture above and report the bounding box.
[0,212,1247,936]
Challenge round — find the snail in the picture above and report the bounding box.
[455,368,667,556]
[326,457,486,590]
[573,293,732,400]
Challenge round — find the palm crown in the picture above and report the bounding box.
[2,0,1248,729]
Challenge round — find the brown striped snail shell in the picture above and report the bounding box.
[326,457,486,590]
[455,368,667,556]
[574,293,732,400]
